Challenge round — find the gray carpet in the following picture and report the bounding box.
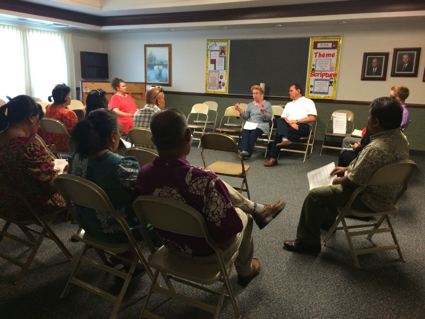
[1,142,424,319]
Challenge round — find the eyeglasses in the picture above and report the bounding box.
[151,86,164,99]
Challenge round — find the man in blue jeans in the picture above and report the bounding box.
[264,84,317,167]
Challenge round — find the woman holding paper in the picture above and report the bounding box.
[234,85,272,159]
[0,95,66,221]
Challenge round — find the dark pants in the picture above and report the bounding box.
[269,118,310,158]
[239,128,265,156]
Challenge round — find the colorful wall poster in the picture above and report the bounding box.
[206,40,229,94]
[306,36,342,99]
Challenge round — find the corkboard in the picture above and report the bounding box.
[80,81,146,108]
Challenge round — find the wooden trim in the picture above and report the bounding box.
[2,0,425,27]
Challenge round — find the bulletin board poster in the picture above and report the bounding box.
[205,40,229,94]
[306,36,342,100]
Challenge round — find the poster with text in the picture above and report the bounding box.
[306,36,342,99]
[206,40,229,94]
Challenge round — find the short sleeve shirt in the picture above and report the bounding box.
[109,94,138,134]
[282,96,317,123]
[133,104,161,149]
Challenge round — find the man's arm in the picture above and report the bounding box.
[297,114,316,124]
[112,108,134,117]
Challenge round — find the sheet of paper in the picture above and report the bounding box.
[243,121,258,130]
[54,159,68,175]
[351,129,363,137]
[307,162,337,190]
[333,112,347,134]
[121,138,131,148]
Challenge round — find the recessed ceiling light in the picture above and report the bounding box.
[168,28,175,31]
[276,24,282,27]
[339,20,347,24]
[221,26,228,29]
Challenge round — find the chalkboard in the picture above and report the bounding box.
[228,38,310,97]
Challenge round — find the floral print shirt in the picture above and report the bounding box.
[68,151,140,243]
[347,129,409,211]
[134,157,243,256]
[0,137,65,220]
[45,104,78,152]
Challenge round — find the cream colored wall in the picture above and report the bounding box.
[101,20,425,104]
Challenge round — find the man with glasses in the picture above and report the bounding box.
[133,86,165,130]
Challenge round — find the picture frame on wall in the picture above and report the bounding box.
[144,44,172,86]
[361,52,389,81]
[391,47,421,77]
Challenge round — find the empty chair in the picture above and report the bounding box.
[54,174,153,319]
[322,160,418,268]
[68,99,85,111]
[40,118,72,157]
[124,147,157,168]
[215,106,245,142]
[0,171,73,285]
[192,100,218,132]
[187,103,209,148]
[201,132,250,199]
[320,110,355,154]
[127,127,155,149]
[133,195,241,319]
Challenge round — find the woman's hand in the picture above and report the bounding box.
[330,166,347,176]
[352,142,360,150]
[260,104,266,116]
[234,103,243,114]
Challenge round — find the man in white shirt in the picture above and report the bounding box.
[264,84,317,167]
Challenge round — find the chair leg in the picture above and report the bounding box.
[385,216,405,262]
[61,244,90,298]
[341,218,361,268]
[0,221,12,240]
[139,270,161,319]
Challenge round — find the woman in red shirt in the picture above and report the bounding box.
[45,84,78,152]
[109,78,138,134]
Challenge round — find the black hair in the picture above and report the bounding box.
[291,83,303,95]
[370,96,403,130]
[0,95,44,131]
[86,89,108,115]
[111,77,124,91]
[48,83,71,104]
[150,108,187,151]
[70,109,118,157]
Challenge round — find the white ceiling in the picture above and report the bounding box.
[1,0,424,33]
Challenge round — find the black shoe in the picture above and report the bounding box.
[283,239,321,253]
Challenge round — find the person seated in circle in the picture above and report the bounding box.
[0,95,66,221]
[234,85,272,159]
[68,108,158,246]
[45,83,78,152]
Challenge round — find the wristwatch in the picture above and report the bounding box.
[296,119,299,125]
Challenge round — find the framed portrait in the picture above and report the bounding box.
[144,44,172,86]
[361,52,389,81]
[391,47,421,77]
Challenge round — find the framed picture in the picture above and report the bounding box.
[391,47,421,77]
[144,44,172,86]
[361,52,389,81]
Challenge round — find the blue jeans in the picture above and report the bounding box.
[269,118,310,158]
[239,128,264,156]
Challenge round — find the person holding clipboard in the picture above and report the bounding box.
[234,85,272,159]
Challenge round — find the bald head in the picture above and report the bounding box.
[146,87,165,109]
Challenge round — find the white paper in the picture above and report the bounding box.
[243,121,258,130]
[216,57,225,70]
[54,159,68,175]
[307,162,336,190]
[333,112,347,134]
[210,51,219,59]
[121,138,131,148]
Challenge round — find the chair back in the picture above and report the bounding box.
[238,103,248,112]
[124,147,157,168]
[272,105,284,117]
[201,132,239,153]
[133,195,218,250]
[38,101,49,112]
[127,127,154,147]
[189,103,209,115]
[40,118,70,136]
[69,99,85,111]
[223,106,240,117]
[332,109,354,123]
[203,101,218,112]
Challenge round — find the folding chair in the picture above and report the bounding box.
[37,101,49,113]
[68,99,85,111]
[254,105,284,157]
[274,119,317,163]
[215,106,245,142]
[187,103,209,148]
[133,195,241,319]
[0,171,73,285]
[192,101,218,132]
[40,118,72,158]
[320,110,354,154]
[127,127,155,149]
[54,174,153,319]
[322,160,418,268]
[124,147,157,168]
[201,132,250,199]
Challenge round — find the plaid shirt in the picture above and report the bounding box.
[133,104,161,149]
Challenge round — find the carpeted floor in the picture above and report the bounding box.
[1,142,424,319]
